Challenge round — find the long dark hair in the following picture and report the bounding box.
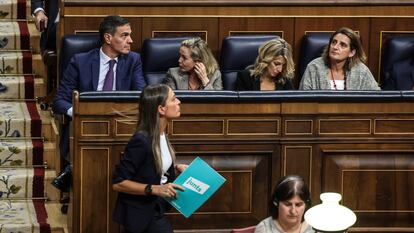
[269,175,311,221]
[137,84,176,175]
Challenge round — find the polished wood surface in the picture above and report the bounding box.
[64,0,414,5]
[71,91,414,233]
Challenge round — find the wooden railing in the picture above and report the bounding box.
[71,90,414,233]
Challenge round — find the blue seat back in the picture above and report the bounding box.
[381,35,414,88]
[142,37,192,85]
[220,35,278,90]
[59,33,101,79]
[298,32,331,80]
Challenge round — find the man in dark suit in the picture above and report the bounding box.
[383,57,414,90]
[52,15,146,194]
[31,0,59,52]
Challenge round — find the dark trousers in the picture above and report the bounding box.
[122,200,173,233]
[123,215,173,233]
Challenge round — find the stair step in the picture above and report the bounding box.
[39,103,58,141]
[0,50,33,74]
[44,169,60,202]
[34,76,46,99]
[0,1,33,20]
[32,53,46,81]
[0,21,40,50]
[27,21,41,52]
[0,167,46,198]
[45,201,68,233]
[0,138,44,166]
[0,52,44,78]
[0,168,59,201]
[0,101,41,138]
[43,141,58,170]
[0,52,46,96]
[0,199,61,232]
[0,74,35,99]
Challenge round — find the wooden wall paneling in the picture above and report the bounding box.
[168,153,271,229]
[318,118,372,136]
[283,145,312,187]
[320,145,414,229]
[283,117,314,136]
[218,17,295,57]
[369,18,414,87]
[109,145,125,233]
[374,118,414,135]
[62,2,414,17]
[79,147,110,233]
[293,17,371,84]
[61,17,143,52]
[141,18,219,57]
[72,93,414,232]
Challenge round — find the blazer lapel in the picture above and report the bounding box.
[115,56,125,90]
[410,65,414,88]
[178,70,189,89]
[91,50,100,91]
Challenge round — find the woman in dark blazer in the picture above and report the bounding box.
[236,37,295,91]
[113,84,187,233]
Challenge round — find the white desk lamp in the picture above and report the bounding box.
[304,192,357,233]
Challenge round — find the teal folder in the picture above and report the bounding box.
[165,157,226,218]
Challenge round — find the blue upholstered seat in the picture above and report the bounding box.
[141,37,191,85]
[220,35,278,90]
[381,35,414,89]
[298,32,331,80]
[59,33,101,79]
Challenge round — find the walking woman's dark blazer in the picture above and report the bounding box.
[235,69,294,91]
[113,131,175,232]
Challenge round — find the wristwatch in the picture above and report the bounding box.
[144,184,152,195]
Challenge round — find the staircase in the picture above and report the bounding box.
[0,1,65,232]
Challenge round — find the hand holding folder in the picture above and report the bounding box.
[165,157,226,218]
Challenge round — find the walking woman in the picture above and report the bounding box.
[113,84,188,233]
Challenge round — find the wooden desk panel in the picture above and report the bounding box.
[72,92,414,233]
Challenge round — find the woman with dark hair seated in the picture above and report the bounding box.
[236,37,295,91]
[254,175,313,233]
[300,27,380,90]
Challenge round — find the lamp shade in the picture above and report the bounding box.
[304,192,357,232]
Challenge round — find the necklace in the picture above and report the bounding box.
[330,68,347,90]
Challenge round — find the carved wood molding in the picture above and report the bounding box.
[64,0,414,6]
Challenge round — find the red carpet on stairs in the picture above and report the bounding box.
[0,0,51,232]
[27,100,42,137]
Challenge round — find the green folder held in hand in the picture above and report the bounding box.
[165,157,226,218]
